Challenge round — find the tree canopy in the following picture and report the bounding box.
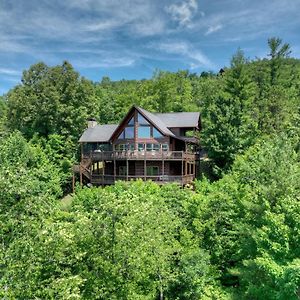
[1,37,300,299]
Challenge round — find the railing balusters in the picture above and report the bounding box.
[90,150,197,161]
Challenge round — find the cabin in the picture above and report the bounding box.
[73,106,201,188]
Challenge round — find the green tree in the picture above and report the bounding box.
[190,134,300,298]
[0,95,7,135]
[268,37,291,86]
[7,61,97,142]
[201,49,258,173]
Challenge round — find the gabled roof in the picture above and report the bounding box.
[79,124,118,143]
[137,107,175,137]
[154,112,200,128]
[79,105,201,143]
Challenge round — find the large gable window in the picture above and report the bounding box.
[137,112,151,138]
[118,127,134,139]
[118,111,164,140]
[128,116,134,126]
[138,126,151,138]
[118,115,135,139]
[118,130,125,139]
[125,127,134,138]
[137,113,149,125]
[153,128,163,138]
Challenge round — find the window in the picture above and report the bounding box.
[124,127,134,138]
[138,126,151,138]
[162,144,169,151]
[153,144,160,151]
[137,112,151,138]
[146,166,159,176]
[83,143,96,154]
[96,143,111,151]
[146,143,160,151]
[119,166,127,176]
[137,113,149,125]
[138,143,145,151]
[115,144,127,151]
[128,116,134,125]
[118,130,125,139]
[115,144,134,151]
[153,128,163,138]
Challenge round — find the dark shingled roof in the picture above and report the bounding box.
[79,124,118,143]
[154,112,200,128]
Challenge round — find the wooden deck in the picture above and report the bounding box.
[90,174,194,185]
[84,150,198,161]
[73,151,198,187]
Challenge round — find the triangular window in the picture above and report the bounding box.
[118,130,125,139]
[153,128,163,138]
[128,116,134,126]
[137,113,149,125]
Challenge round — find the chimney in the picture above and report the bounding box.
[87,118,97,128]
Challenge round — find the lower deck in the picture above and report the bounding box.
[90,174,195,185]
[74,159,197,187]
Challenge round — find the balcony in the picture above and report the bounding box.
[84,150,198,161]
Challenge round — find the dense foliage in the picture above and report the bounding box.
[1,38,300,298]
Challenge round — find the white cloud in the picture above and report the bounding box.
[84,19,120,32]
[73,57,136,68]
[0,68,21,76]
[165,0,200,27]
[153,41,213,69]
[205,24,223,35]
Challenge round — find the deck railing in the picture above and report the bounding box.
[84,150,198,161]
[90,174,194,185]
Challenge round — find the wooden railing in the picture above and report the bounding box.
[84,151,198,161]
[73,158,92,179]
[90,174,194,185]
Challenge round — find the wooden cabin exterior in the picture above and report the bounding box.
[73,106,201,187]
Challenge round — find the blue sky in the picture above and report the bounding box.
[0,0,300,95]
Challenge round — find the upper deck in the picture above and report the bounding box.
[84,150,199,161]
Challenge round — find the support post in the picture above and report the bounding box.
[79,164,83,187]
[181,155,184,186]
[113,151,116,183]
[162,151,164,178]
[126,158,129,181]
[144,154,146,181]
[102,157,104,186]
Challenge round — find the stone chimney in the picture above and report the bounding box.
[87,118,97,128]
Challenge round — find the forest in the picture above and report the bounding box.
[0,37,300,299]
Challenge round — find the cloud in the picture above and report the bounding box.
[0,68,21,76]
[74,57,136,68]
[205,24,223,35]
[153,41,213,69]
[84,19,121,32]
[165,0,200,27]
